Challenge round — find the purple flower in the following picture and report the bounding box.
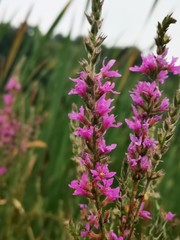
[79,204,87,209]
[5,77,21,91]
[91,162,116,181]
[140,156,151,171]
[98,179,121,203]
[68,72,87,97]
[89,211,99,229]
[75,126,94,141]
[130,49,180,83]
[98,138,117,154]
[168,56,180,74]
[96,94,114,116]
[130,134,142,146]
[157,70,168,84]
[130,53,156,74]
[125,117,147,134]
[0,166,7,176]
[158,97,169,111]
[109,230,124,240]
[80,222,90,237]
[102,114,122,131]
[143,136,158,150]
[100,59,121,78]
[68,106,86,122]
[165,211,176,222]
[130,81,161,103]
[98,80,120,94]
[79,152,92,168]
[69,172,93,199]
[139,202,152,219]
[3,94,14,105]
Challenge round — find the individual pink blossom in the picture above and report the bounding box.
[68,72,87,97]
[147,115,162,126]
[81,222,90,237]
[165,211,176,222]
[129,134,142,146]
[98,138,117,154]
[5,77,21,91]
[68,106,86,122]
[158,97,169,111]
[69,172,93,199]
[109,230,124,240]
[90,162,116,181]
[140,156,151,171]
[89,211,99,229]
[143,136,158,150]
[139,202,152,219]
[79,152,93,168]
[0,166,7,176]
[96,94,114,116]
[79,204,87,210]
[3,94,14,105]
[157,70,168,84]
[75,126,94,141]
[98,179,121,203]
[100,59,121,78]
[125,117,148,134]
[130,53,156,74]
[98,80,120,95]
[102,114,122,131]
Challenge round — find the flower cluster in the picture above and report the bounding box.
[0,77,32,175]
[69,59,122,238]
[130,49,180,84]
[125,80,168,175]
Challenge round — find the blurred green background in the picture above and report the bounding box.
[0,1,179,239]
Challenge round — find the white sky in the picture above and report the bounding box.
[0,0,180,61]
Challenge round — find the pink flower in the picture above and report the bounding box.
[130,81,161,104]
[68,106,86,122]
[81,222,90,237]
[98,138,117,154]
[90,162,116,181]
[165,211,176,222]
[168,56,180,74]
[130,53,156,74]
[79,204,87,209]
[69,173,93,198]
[0,166,7,176]
[5,77,21,91]
[98,80,120,94]
[130,49,180,83]
[157,70,168,84]
[98,179,121,203]
[139,202,152,219]
[79,152,92,168]
[68,72,87,97]
[3,94,14,105]
[75,126,94,141]
[102,114,122,131]
[109,230,124,240]
[158,97,169,111]
[140,156,151,171]
[96,94,114,116]
[143,136,158,150]
[89,211,99,229]
[125,117,148,134]
[130,134,142,146]
[100,59,121,78]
